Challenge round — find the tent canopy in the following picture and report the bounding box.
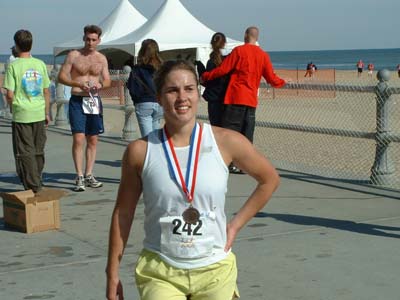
[53,0,147,57]
[100,0,242,65]
[54,0,242,67]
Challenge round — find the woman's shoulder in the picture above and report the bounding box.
[125,138,148,167]
[211,125,244,147]
[128,137,148,151]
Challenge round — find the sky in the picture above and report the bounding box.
[0,0,399,54]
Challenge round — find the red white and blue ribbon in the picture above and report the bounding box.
[162,123,203,203]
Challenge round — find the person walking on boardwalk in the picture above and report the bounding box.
[106,60,280,300]
[127,39,163,137]
[58,25,111,192]
[3,29,51,193]
[195,32,230,127]
[201,26,286,173]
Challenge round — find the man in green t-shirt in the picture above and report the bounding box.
[3,29,50,193]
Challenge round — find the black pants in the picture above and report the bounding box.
[12,121,46,192]
[208,101,225,127]
[221,104,256,143]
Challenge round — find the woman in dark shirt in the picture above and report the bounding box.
[196,32,229,127]
[127,39,164,137]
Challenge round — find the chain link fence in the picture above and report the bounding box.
[197,69,400,190]
[98,69,130,104]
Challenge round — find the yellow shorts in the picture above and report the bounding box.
[135,249,240,300]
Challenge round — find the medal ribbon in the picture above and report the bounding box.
[162,123,203,203]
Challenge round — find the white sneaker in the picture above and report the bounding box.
[74,175,86,192]
[85,174,103,188]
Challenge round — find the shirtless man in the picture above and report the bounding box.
[58,25,111,191]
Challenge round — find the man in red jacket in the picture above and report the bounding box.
[201,26,285,172]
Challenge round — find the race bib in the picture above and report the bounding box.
[82,96,100,115]
[160,213,216,259]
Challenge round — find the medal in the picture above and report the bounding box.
[162,123,203,223]
[182,205,200,224]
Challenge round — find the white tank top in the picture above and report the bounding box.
[141,123,230,269]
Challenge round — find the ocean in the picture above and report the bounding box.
[1,48,399,71]
[268,48,400,71]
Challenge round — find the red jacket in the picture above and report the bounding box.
[202,43,285,108]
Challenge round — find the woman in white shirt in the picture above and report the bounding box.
[106,60,280,300]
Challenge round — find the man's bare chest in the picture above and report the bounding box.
[72,57,103,76]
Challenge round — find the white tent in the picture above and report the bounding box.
[101,0,242,65]
[53,0,147,57]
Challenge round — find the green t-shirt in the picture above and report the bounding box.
[3,57,50,123]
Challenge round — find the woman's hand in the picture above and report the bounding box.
[106,276,124,300]
[224,222,239,252]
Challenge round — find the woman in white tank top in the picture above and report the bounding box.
[106,60,280,300]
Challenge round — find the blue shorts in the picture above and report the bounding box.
[69,95,104,135]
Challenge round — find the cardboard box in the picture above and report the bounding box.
[1,189,67,233]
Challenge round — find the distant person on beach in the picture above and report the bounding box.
[367,63,374,77]
[201,26,286,173]
[195,32,230,127]
[105,60,280,300]
[397,64,400,78]
[3,29,51,193]
[356,60,364,77]
[127,39,163,137]
[304,62,316,77]
[58,24,111,192]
